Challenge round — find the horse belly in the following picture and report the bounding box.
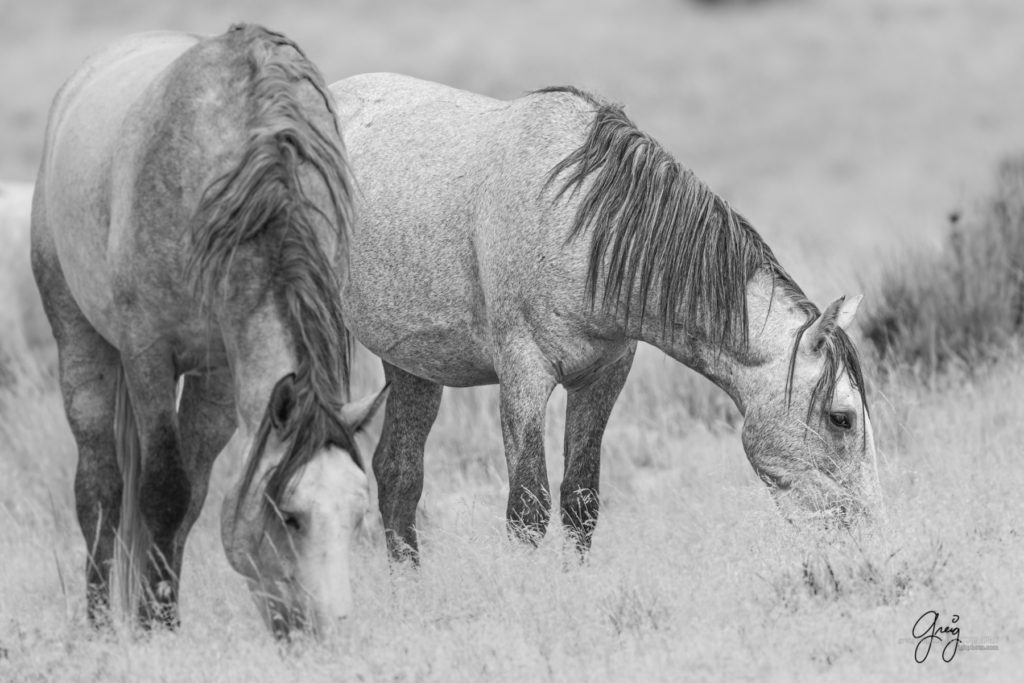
[342,254,497,386]
[347,302,497,387]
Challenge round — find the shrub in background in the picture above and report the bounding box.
[861,156,1024,375]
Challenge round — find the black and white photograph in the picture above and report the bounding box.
[0,0,1021,680]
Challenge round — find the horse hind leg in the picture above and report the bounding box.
[33,247,122,626]
[372,361,442,564]
[560,344,635,554]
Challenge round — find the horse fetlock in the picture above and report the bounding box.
[139,593,180,630]
[560,486,600,548]
[384,529,420,565]
[506,488,552,545]
[85,582,114,629]
[506,516,549,546]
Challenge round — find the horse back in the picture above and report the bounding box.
[37,28,344,351]
[332,74,604,384]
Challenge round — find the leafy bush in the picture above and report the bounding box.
[861,156,1024,374]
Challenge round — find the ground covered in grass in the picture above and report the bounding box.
[2,346,1023,681]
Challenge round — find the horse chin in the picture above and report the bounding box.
[245,565,354,641]
[246,578,318,641]
[770,476,879,531]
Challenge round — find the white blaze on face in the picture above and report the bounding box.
[830,369,883,518]
[284,447,369,633]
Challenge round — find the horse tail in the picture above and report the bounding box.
[113,363,149,620]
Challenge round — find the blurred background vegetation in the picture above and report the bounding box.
[5,0,1024,289]
[863,156,1024,376]
[5,0,1024,386]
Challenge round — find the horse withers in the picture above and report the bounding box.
[330,74,882,561]
[32,25,384,638]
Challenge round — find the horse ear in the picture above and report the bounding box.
[340,383,390,433]
[835,294,863,331]
[269,373,297,431]
[802,296,846,354]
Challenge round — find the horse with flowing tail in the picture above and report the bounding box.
[32,25,387,638]
[331,75,882,561]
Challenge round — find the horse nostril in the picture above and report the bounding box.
[270,613,291,641]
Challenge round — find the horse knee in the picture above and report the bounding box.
[373,445,423,503]
[74,460,122,579]
[74,458,122,526]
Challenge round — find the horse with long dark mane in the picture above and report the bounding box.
[331,74,882,561]
[32,25,386,638]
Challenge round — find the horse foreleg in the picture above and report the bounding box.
[121,352,189,628]
[174,371,235,571]
[498,354,556,545]
[561,344,635,554]
[372,361,442,564]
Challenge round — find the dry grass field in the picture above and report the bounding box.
[2,0,1024,680]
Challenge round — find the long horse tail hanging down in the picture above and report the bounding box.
[183,24,358,521]
[540,87,809,352]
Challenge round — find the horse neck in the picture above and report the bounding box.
[630,269,808,415]
[219,297,294,432]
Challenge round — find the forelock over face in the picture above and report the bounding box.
[283,446,370,545]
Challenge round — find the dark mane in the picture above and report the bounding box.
[542,88,868,417]
[542,92,809,348]
[184,24,357,521]
[533,85,603,108]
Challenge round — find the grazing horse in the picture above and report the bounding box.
[32,26,386,637]
[330,75,882,561]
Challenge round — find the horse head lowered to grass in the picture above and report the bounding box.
[330,75,882,560]
[32,25,386,638]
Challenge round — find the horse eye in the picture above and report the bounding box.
[282,513,302,533]
[828,412,853,431]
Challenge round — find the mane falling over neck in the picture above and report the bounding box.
[542,90,810,353]
[183,24,357,522]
